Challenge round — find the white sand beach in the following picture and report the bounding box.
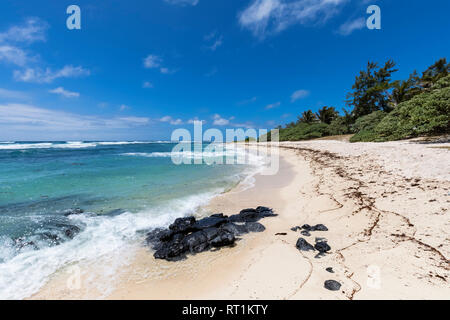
[32,139,450,300]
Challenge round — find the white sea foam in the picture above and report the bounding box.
[121,145,267,189]
[0,141,157,150]
[0,190,221,300]
[121,151,235,159]
[121,145,264,164]
[96,141,148,146]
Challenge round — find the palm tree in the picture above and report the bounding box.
[315,106,339,124]
[297,110,317,124]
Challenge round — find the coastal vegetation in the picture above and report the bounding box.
[268,58,450,142]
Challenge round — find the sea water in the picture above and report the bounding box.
[0,141,262,299]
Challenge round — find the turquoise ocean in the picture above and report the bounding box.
[0,141,262,299]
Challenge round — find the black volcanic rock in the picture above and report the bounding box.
[210,213,228,218]
[302,224,328,232]
[169,216,196,234]
[103,208,126,217]
[324,280,341,291]
[229,207,277,223]
[315,240,331,253]
[221,222,248,236]
[147,207,276,261]
[209,229,235,247]
[192,216,228,230]
[296,238,315,251]
[183,231,209,254]
[312,224,328,231]
[64,225,81,238]
[153,233,187,260]
[245,222,265,232]
[63,208,84,216]
[301,224,312,231]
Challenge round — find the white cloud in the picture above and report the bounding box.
[337,17,365,35]
[230,121,255,129]
[0,18,46,66]
[0,103,150,132]
[160,67,171,74]
[187,117,206,124]
[265,101,281,109]
[144,55,175,74]
[204,31,223,51]
[143,81,154,88]
[208,37,223,51]
[171,118,183,125]
[116,116,150,125]
[210,114,254,128]
[0,18,48,44]
[212,114,231,126]
[14,65,90,83]
[144,54,162,69]
[0,88,29,100]
[164,0,199,6]
[160,115,172,122]
[49,87,79,98]
[290,89,309,102]
[238,96,257,105]
[0,19,92,85]
[160,115,183,125]
[239,0,348,38]
[0,45,31,66]
[119,104,130,111]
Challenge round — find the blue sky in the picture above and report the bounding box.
[0,0,448,141]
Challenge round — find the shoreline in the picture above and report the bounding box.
[32,140,449,299]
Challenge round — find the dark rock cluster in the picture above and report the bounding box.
[293,223,330,255]
[314,239,331,253]
[146,207,277,261]
[292,223,328,235]
[295,236,331,259]
[63,208,84,216]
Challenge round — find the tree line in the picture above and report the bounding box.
[267,58,449,142]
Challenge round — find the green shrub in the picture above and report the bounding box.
[278,122,330,141]
[373,75,450,141]
[327,117,351,136]
[350,111,387,142]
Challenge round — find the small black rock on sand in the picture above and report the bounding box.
[146,206,277,261]
[324,280,341,291]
